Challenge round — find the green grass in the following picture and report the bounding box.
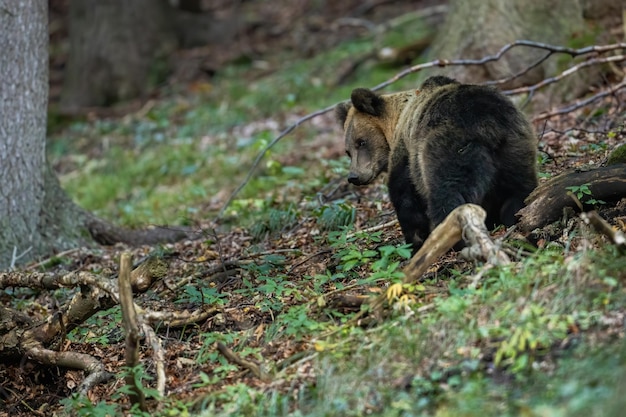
[48,19,432,227]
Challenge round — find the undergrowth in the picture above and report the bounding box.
[198,243,626,417]
[46,13,626,417]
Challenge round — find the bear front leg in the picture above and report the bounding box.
[388,162,430,253]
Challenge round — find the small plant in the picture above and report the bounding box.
[60,395,119,417]
[276,304,323,338]
[566,183,606,206]
[250,204,299,240]
[314,202,356,232]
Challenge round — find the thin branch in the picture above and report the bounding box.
[346,219,398,239]
[142,305,220,327]
[141,323,166,395]
[372,41,626,92]
[581,211,626,253]
[534,81,626,121]
[217,105,335,219]
[504,54,626,96]
[216,342,271,381]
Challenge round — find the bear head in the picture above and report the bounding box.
[335,88,391,186]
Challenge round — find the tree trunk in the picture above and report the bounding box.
[0,1,56,267]
[60,0,177,111]
[0,1,188,270]
[423,0,586,92]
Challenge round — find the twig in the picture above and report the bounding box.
[141,323,166,395]
[142,305,220,327]
[346,219,398,239]
[504,54,626,96]
[25,248,80,271]
[217,105,335,219]
[10,246,32,270]
[371,41,626,92]
[287,249,332,273]
[216,342,271,381]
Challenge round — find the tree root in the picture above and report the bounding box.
[518,164,626,233]
[0,255,169,394]
[85,213,192,246]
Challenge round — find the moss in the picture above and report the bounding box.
[607,143,626,166]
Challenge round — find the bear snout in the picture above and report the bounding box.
[347,173,363,186]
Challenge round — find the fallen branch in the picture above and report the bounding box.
[142,323,166,395]
[403,204,510,284]
[518,164,626,232]
[119,253,147,411]
[0,257,170,393]
[351,204,509,324]
[534,80,626,121]
[142,305,220,327]
[581,211,626,253]
[216,342,271,381]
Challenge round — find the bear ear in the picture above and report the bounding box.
[335,102,351,125]
[421,75,458,90]
[351,88,385,117]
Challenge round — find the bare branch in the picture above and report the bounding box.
[217,105,335,219]
[25,346,111,395]
[581,211,626,252]
[534,81,626,121]
[119,253,147,410]
[371,41,626,92]
[142,305,220,326]
[217,342,271,381]
[504,55,626,96]
[142,323,166,395]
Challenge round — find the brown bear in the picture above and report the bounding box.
[335,75,538,252]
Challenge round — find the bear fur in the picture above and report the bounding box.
[335,75,538,252]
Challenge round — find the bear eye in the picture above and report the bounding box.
[356,139,366,148]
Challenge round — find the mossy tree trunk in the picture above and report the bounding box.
[60,0,177,112]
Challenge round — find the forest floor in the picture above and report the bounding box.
[1,2,626,416]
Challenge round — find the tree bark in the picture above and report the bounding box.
[518,164,626,233]
[0,1,53,267]
[423,0,586,92]
[0,1,189,269]
[60,0,177,111]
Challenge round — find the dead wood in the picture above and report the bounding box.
[0,256,169,393]
[119,253,147,410]
[403,204,510,284]
[518,164,626,233]
[351,204,509,324]
[85,213,191,246]
[329,294,369,309]
[216,342,271,382]
[581,211,626,253]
